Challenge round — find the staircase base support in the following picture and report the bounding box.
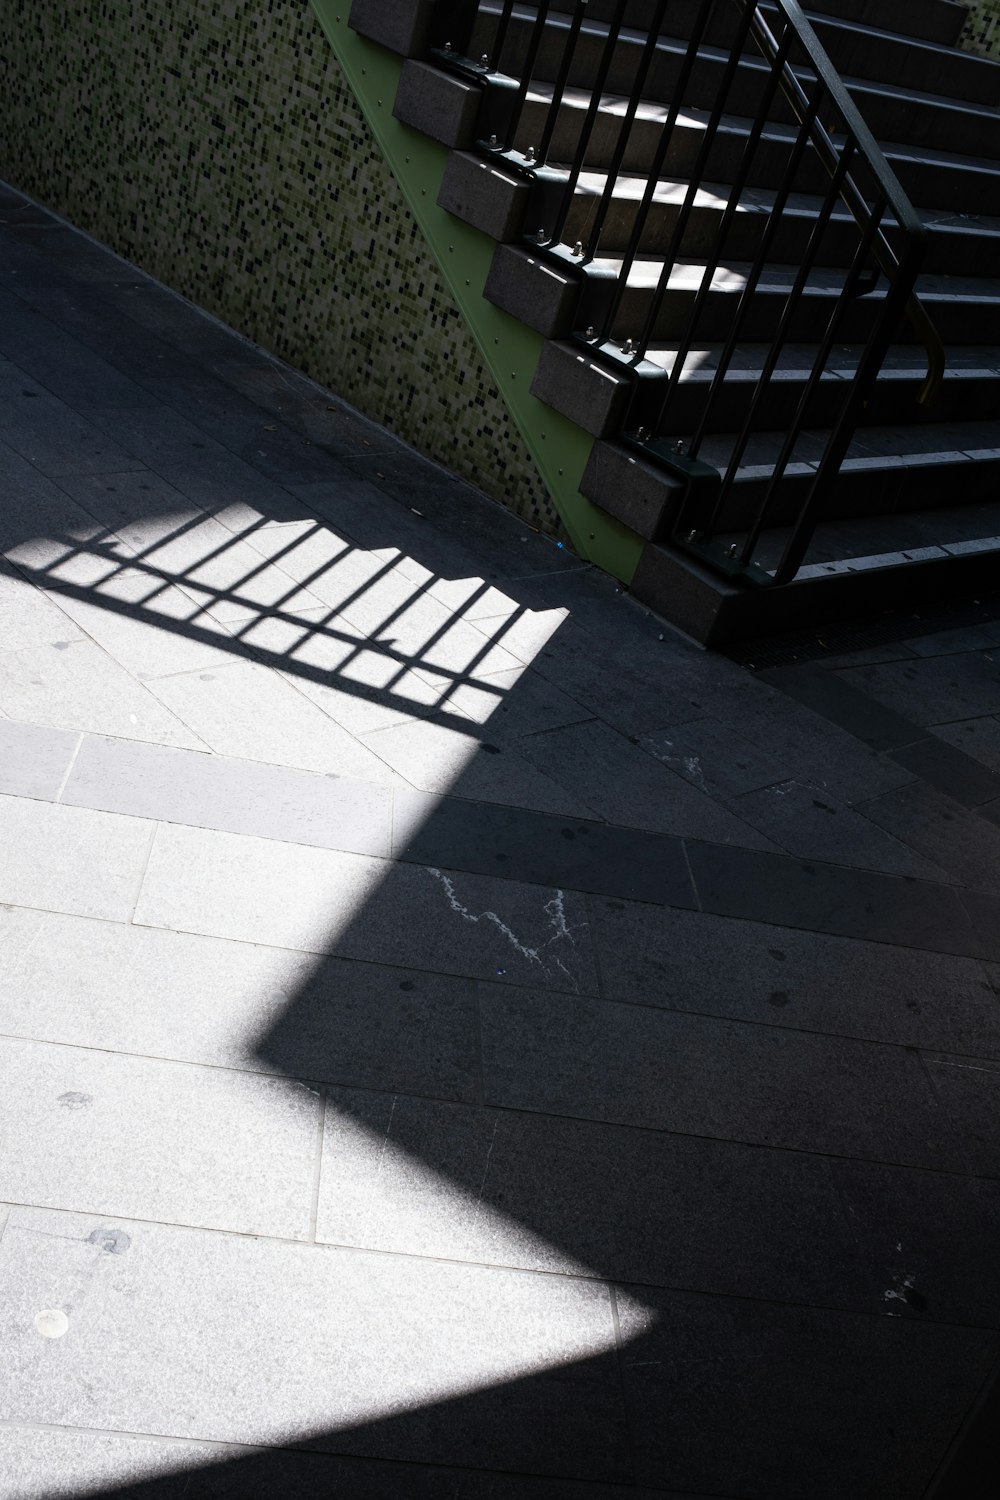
[633,541,1000,649]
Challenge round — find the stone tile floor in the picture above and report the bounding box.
[1,182,1000,1498]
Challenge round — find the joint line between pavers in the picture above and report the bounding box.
[53,732,85,804]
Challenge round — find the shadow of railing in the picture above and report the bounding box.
[1,350,991,1500]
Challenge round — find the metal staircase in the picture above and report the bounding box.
[337,0,1000,643]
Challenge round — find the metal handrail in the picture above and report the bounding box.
[750,0,944,406]
[429,0,946,585]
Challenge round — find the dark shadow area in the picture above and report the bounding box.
[2,198,998,1500]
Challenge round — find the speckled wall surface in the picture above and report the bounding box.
[960,1,1000,59]
[0,0,558,532]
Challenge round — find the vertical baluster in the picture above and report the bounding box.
[577,0,671,261]
[693,138,858,543]
[490,0,519,72]
[546,0,631,250]
[536,1,591,169]
[770,199,912,584]
[503,1,557,153]
[588,0,716,340]
[687,81,823,458]
[600,0,753,349]
[741,185,886,575]
[651,18,794,434]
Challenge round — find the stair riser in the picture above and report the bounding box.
[540,0,970,50]
[604,285,992,349]
[486,32,1000,162]
[559,193,999,279]
[484,8,999,110]
[663,372,1000,436]
[714,455,1000,531]
[513,101,1000,219]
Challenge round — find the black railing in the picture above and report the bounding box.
[428,0,945,586]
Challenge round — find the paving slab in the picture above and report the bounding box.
[931,714,1000,774]
[589,898,1000,1054]
[318,1087,866,1307]
[0,795,154,922]
[923,1053,1000,1178]
[0,638,207,748]
[394,790,696,907]
[729,777,954,879]
[145,660,405,782]
[0,558,85,651]
[133,823,598,994]
[0,1036,319,1236]
[62,733,393,856]
[0,391,145,477]
[640,715,790,798]
[858,781,1000,894]
[839,652,1000,727]
[889,733,1000,807]
[833,1158,1000,1327]
[0,1426,679,1500]
[517,718,776,845]
[42,563,240,681]
[0,1206,631,1482]
[692,681,918,805]
[0,905,480,1101]
[615,1287,997,1499]
[686,839,984,956]
[0,717,79,801]
[361,716,590,814]
[478,986,961,1170]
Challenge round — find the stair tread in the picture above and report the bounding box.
[641,342,1000,381]
[722,499,1000,579]
[522,80,1000,183]
[505,17,1000,139]
[588,254,1000,305]
[569,171,1000,237]
[570,169,1000,240]
[696,418,1000,481]
[503,3,1000,105]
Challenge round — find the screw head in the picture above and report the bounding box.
[727,543,739,559]
[585,325,597,340]
[525,146,536,162]
[685,530,699,543]
[674,440,686,455]
[489,134,498,148]
[480,53,489,66]
[622,337,634,355]
[573,241,583,257]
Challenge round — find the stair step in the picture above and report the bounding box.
[482,16,1000,160]
[587,257,1000,348]
[722,497,1000,580]
[512,85,1000,217]
[639,342,1000,430]
[579,419,1000,541]
[628,510,1000,647]
[697,419,1000,525]
[486,2,999,110]
[556,170,1000,277]
[541,0,971,50]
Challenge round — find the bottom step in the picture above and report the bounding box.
[633,504,1000,647]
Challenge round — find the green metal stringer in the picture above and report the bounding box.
[307,1,643,583]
